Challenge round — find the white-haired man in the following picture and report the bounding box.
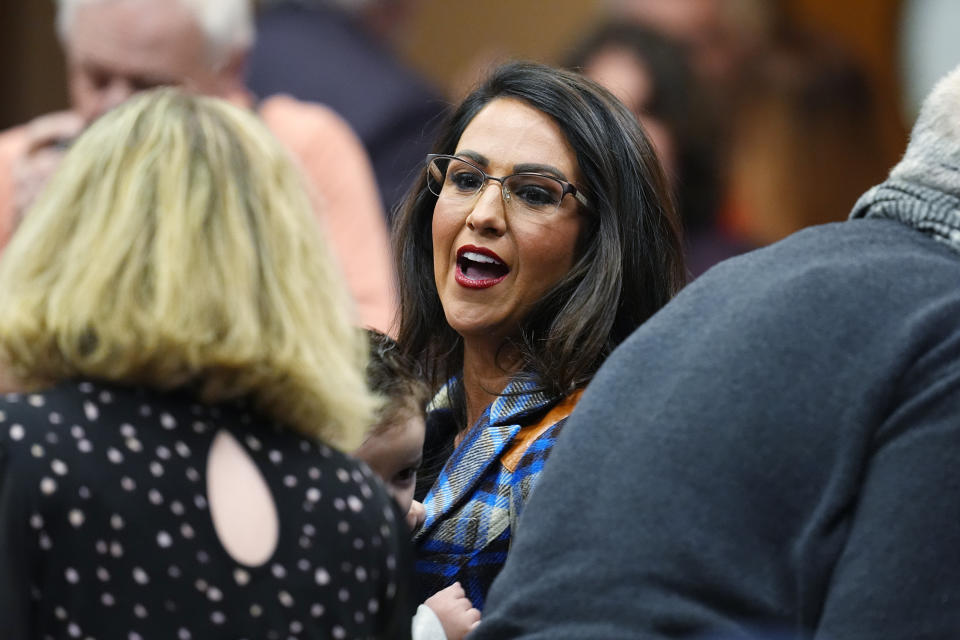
[475,63,960,638]
[0,0,396,333]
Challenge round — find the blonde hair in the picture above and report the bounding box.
[56,0,254,69]
[0,88,376,451]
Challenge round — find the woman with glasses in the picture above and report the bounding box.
[392,61,686,617]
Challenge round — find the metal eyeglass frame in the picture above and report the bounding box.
[425,153,590,211]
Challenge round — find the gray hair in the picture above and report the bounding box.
[889,63,960,191]
[55,0,255,69]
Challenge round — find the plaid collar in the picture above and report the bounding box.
[416,377,557,539]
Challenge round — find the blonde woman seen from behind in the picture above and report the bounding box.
[0,89,414,639]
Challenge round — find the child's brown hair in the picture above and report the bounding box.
[365,329,430,434]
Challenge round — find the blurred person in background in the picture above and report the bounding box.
[248,0,446,217]
[567,21,749,278]
[606,1,888,255]
[0,0,396,333]
[601,0,781,272]
[0,88,414,639]
[722,29,889,246]
[606,0,779,105]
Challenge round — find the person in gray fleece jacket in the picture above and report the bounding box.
[472,63,960,639]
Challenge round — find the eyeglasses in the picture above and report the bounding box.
[425,154,589,216]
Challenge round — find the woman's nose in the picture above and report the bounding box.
[465,181,508,235]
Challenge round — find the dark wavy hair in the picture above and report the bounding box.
[392,61,685,411]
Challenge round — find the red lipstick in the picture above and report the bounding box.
[454,245,509,289]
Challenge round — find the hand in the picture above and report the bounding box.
[12,111,85,223]
[424,582,481,640]
[406,499,426,531]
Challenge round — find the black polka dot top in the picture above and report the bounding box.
[0,380,414,639]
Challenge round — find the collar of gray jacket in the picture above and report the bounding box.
[850,63,960,254]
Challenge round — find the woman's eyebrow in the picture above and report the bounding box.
[456,150,488,166]
[454,152,570,181]
[513,163,568,181]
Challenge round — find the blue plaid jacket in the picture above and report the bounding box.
[413,379,582,610]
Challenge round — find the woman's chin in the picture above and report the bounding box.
[444,314,512,345]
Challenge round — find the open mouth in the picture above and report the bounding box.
[455,246,509,288]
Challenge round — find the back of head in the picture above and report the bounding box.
[394,61,685,393]
[56,0,255,68]
[0,88,375,451]
[890,63,960,194]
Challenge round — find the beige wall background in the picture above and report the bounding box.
[397,0,605,99]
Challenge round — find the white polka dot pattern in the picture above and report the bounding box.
[0,381,410,638]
